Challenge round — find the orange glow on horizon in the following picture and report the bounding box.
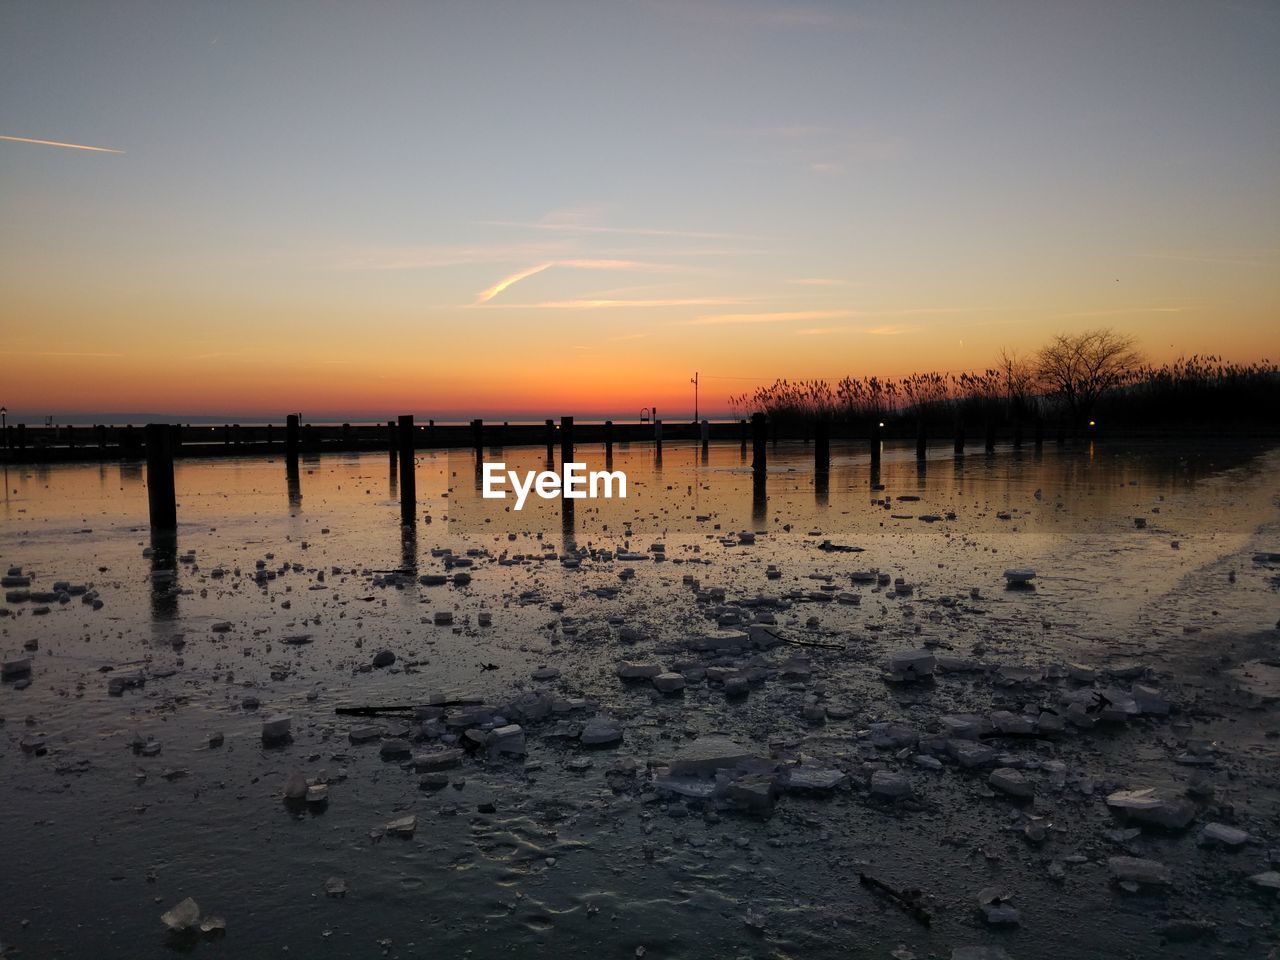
[3,312,1275,420]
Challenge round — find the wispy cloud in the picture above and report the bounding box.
[861,323,917,335]
[481,218,756,242]
[683,305,998,330]
[718,122,904,174]
[687,309,856,326]
[1056,306,1188,319]
[0,134,124,154]
[877,306,981,316]
[788,277,849,287]
[484,297,746,310]
[473,258,692,304]
[793,323,917,336]
[0,349,124,358]
[336,241,577,271]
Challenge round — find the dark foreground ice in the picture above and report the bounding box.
[1,439,1278,959]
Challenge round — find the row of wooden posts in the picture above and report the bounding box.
[4,416,1060,461]
[142,413,1051,534]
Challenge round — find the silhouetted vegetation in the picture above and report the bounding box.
[729,329,1279,437]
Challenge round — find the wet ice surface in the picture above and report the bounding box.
[1,439,1279,959]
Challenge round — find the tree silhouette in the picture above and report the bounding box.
[1035,329,1141,427]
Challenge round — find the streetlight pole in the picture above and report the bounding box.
[1,406,7,458]
[691,372,698,423]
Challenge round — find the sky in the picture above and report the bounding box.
[1,0,1277,421]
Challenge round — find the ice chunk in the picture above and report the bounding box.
[668,737,760,778]
[261,715,292,744]
[161,897,201,932]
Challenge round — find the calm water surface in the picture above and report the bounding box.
[1,440,1277,959]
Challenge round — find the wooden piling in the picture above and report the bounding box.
[751,413,767,515]
[954,423,965,455]
[654,419,662,458]
[814,419,829,474]
[916,421,926,460]
[397,415,415,522]
[471,418,484,456]
[870,421,882,469]
[700,419,710,453]
[145,423,177,531]
[751,413,767,473]
[604,420,614,458]
[286,414,299,466]
[545,419,555,460]
[387,420,397,469]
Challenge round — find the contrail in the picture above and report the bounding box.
[472,258,660,305]
[0,135,125,154]
[475,263,554,304]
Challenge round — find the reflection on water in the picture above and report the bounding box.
[751,466,768,528]
[2,439,1277,644]
[1,438,1278,960]
[400,519,418,575]
[286,461,302,513]
[561,494,576,552]
[7,439,1275,539]
[149,527,179,621]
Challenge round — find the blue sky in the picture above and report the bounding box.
[1,0,1277,417]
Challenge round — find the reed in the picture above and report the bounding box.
[731,341,1278,436]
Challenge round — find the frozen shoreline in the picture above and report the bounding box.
[2,441,1278,959]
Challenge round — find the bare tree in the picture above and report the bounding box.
[1035,329,1142,427]
[998,348,1037,418]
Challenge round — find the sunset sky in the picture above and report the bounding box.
[2,1,1277,421]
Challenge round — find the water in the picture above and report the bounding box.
[1,440,1278,959]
